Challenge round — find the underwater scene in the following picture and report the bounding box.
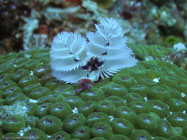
[0,0,187,140]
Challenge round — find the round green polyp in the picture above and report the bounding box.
[25,116,39,128]
[129,84,149,97]
[25,103,38,116]
[154,119,173,138]
[130,129,152,140]
[148,100,169,118]
[5,92,28,105]
[110,118,133,136]
[163,86,181,99]
[61,90,76,97]
[12,68,30,82]
[112,74,136,88]
[63,113,86,133]
[147,86,170,101]
[72,126,91,140]
[0,80,16,91]
[37,94,64,105]
[169,135,187,140]
[35,103,52,118]
[87,112,110,127]
[28,87,51,99]
[138,78,157,87]
[64,96,83,108]
[100,82,128,97]
[50,131,71,140]
[166,98,187,112]
[177,84,187,93]
[2,116,26,133]
[95,100,115,115]
[23,83,41,95]
[125,92,144,103]
[18,75,39,88]
[39,73,54,85]
[3,86,22,98]
[91,122,112,139]
[78,101,96,117]
[37,115,62,135]
[0,73,11,83]
[23,128,47,140]
[134,113,157,133]
[159,77,178,88]
[128,101,150,114]
[34,64,50,78]
[49,102,72,121]
[80,88,104,102]
[182,126,187,137]
[167,112,187,127]
[24,59,40,70]
[53,85,74,95]
[0,63,14,74]
[105,96,125,107]
[44,79,62,90]
[110,135,130,140]
[114,106,136,122]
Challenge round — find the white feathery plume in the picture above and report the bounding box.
[86,18,137,81]
[50,18,137,84]
[50,32,89,83]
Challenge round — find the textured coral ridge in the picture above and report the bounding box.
[0,47,187,140]
[50,18,137,83]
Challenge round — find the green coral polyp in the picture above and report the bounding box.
[63,113,86,133]
[167,112,187,128]
[80,89,104,102]
[18,75,39,88]
[148,100,169,118]
[114,106,136,122]
[12,68,30,82]
[105,96,125,107]
[49,102,72,121]
[37,115,62,135]
[2,116,26,133]
[112,74,136,88]
[3,86,22,98]
[128,101,150,114]
[129,84,149,97]
[134,113,157,133]
[23,128,47,140]
[1,46,187,139]
[100,82,128,97]
[34,65,50,78]
[78,101,97,117]
[95,100,115,115]
[64,96,83,108]
[125,92,144,103]
[110,118,133,136]
[91,122,113,139]
[50,131,71,140]
[72,126,91,140]
[166,98,187,112]
[28,87,51,99]
[36,103,52,118]
[87,112,110,127]
[130,129,152,140]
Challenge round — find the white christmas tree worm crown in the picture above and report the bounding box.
[50,18,137,83]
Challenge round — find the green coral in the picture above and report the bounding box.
[0,47,187,139]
